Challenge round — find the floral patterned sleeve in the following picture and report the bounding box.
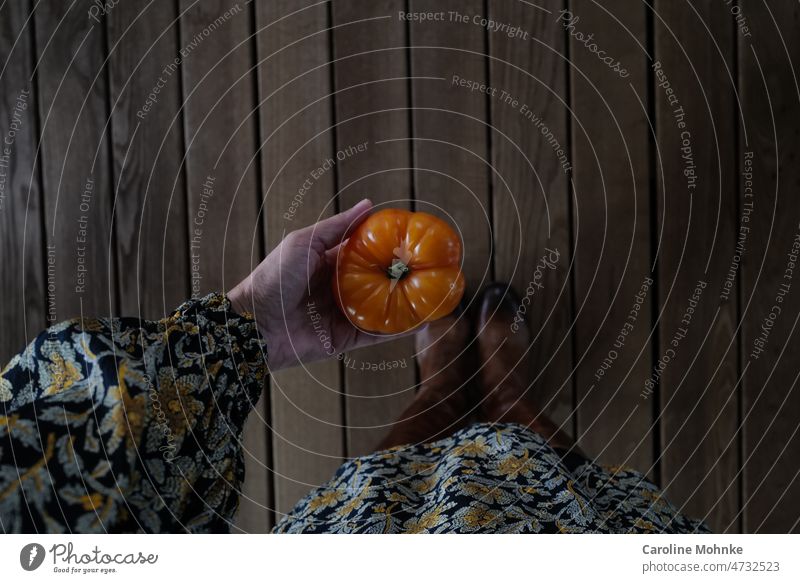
[0,293,267,533]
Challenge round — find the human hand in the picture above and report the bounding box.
[227,199,412,371]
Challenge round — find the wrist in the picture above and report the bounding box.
[227,281,273,362]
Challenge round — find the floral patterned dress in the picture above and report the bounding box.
[274,425,708,533]
[0,293,707,533]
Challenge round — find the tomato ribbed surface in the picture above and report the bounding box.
[333,209,465,334]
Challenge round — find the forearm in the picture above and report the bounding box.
[0,292,268,533]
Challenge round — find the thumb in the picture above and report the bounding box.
[308,198,373,250]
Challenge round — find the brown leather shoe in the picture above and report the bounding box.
[376,307,473,451]
[476,283,577,452]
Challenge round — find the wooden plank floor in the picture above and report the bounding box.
[569,0,654,475]
[654,0,739,533]
[1,0,799,533]
[0,1,45,364]
[739,0,800,534]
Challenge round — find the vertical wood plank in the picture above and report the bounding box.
[740,0,800,533]
[34,1,116,320]
[0,1,46,363]
[255,0,344,518]
[408,0,491,290]
[179,0,271,532]
[178,1,260,295]
[331,0,417,456]
[488,0,574,429]
[568,0,653,470]
[654,0,739,532]
[106,1,189,318]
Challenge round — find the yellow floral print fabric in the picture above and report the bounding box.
[274,424,709,533]
[0,293,267,533]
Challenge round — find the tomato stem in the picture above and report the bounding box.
[387,259,410,280]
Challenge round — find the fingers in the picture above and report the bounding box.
[324,243,343,268]
[305,199,372,251]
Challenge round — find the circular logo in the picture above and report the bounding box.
[20,543,46,571]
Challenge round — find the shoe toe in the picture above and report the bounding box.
[477,283,522,327]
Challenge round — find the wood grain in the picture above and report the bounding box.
[34,1,116,320]
[256,0,344,519]
[654,0,739,532]
[12,0,800,533]
[740,0,800,533]
[0,1,46,363]
[179,0,271,532]
[106,1,189,317]
[488,0,574,430]
[408,0,491,291]
[568,1,653,470]
[330,0,417,456]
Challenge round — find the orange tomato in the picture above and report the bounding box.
[333,209,466,334]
